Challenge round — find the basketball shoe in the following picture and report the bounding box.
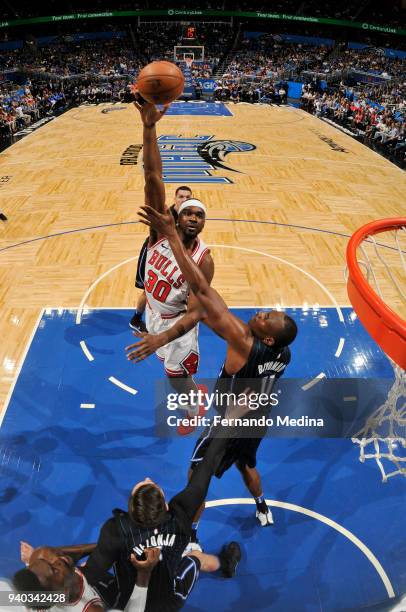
[219,542,242,578]
[177,383,208,436]
[129,312,147,333]
[256,501,274,526]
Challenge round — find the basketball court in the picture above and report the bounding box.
[0,100,405,611]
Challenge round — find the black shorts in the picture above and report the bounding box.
[171,555,201,610]
[83,559,134,610]
[190,426,263,478]
[85,554,200,611]
[135,237,149,289]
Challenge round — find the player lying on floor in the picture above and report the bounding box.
[13,420,243,612]
[13,542,160,612]
[137,204,297,533]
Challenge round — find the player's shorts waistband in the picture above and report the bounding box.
[161,311,186,319]
[145,299,186,320]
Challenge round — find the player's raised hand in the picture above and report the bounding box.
[138,205,177,237]
[20,541,34,565]
[133,91,170,128]
[130,547,161,571]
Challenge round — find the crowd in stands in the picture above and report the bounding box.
[224,43,331,80]
[211,37,405,110]
[0,23,232,76]
[0,19,405,168]
[0,83,62,135]
[138,22,232,69]
[358,82,406,109]
[229,35,406,80]
[300,84,406,167]
[0,38,141,76]
[214,80,289,104]
[328,46,405,80]
[0,78,136,136]
[209,33,405,167]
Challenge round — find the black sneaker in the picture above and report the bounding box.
[219,542,241,578]
[0,213,7,221]
[129,313,147,333]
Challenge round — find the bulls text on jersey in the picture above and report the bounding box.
[144,236,208,315]
[147,248,185,289]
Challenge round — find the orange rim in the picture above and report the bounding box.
[346,217,406,370]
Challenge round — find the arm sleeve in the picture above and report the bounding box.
[124,585,148,612]
[168,426,231,527]
[84,519,122,580]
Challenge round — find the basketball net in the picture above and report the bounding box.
[346,226,406,482]
[185,57,193,69]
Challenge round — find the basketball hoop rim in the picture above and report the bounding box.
[346,217,406,369]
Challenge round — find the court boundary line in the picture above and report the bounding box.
[73,246,346,328]
[297,108,406,177]
[1,219,404,255]
[205,497,395,599]
[208,244,344,323]
[0,308,44,428]
[73,245,346,393]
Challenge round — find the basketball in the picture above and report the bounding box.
[136,61,185,105]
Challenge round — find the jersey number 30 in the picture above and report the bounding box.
[145,270,171,303]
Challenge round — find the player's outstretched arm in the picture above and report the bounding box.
[133,95,169,215]
[56,543,96,563]
[126,265,213,363]
[125,548,160,612]
[21,542,96,565]
[138,205,252,359]
[84,518,122,577]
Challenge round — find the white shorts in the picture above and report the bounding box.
[146,307,200,377]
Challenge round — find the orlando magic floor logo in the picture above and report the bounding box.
[158,135,256,183]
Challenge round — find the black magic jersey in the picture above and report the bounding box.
[191,337,291,477]
[84,431,230,612]
[215,336,291,416]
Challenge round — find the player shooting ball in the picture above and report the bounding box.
[125,93,215,436]
[138,203,297,529]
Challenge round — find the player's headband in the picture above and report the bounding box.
[178,199,207,216]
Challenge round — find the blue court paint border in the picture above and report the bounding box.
[0,218,403,254]
[165,101,233,117]
[0,307,403,612]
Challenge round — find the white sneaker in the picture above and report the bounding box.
[256,508,274,526]
[182,542,203,556]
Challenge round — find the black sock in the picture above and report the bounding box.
[255,495,268,513]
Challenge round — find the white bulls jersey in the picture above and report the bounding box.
[52,569,103,612]
[144,235,209,316]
